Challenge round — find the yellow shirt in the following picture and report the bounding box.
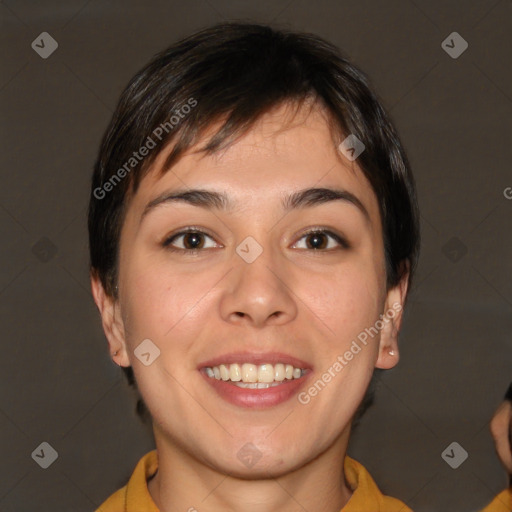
[481,488,512,512]
[95,450,413,511]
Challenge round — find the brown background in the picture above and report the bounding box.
[1,1,511,511]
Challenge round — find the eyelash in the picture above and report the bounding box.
[162,227,350,253]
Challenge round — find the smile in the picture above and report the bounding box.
[204,363,306,388]
[200,362,312,408]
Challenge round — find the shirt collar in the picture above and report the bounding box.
[123,450,409,512]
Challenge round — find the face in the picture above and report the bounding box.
[93,102,407,478]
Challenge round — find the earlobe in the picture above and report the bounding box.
[90,274,130,367]
[375,321,400,370]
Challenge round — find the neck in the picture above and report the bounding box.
[147,430,353,512]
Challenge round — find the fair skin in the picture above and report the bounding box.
[490,399,512,481]
[92,103,409,512]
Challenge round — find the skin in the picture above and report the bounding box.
[490,399,512,481]
[92,102,409,512]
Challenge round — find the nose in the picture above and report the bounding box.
[219,244,298,328]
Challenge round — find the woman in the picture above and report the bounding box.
[89,22,420,511]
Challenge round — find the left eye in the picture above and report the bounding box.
[293,230,348,250]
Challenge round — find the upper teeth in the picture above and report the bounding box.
[205,363,304,383]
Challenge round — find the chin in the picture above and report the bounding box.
[211,452,302,480]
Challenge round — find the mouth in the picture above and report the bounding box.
[198,353,312,408]
[203,362,307,387]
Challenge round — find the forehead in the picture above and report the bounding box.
[128,103,381,225]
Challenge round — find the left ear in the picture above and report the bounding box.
[375,266,410,370]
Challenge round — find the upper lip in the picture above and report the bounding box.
[197,352,312,370]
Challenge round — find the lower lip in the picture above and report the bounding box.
[200,370,311,408]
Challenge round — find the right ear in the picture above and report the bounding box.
[90,273,130,367]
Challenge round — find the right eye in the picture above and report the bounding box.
[162,229,219,252]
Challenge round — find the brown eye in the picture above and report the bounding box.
[181,232,205,249]
[305,232,328,249]
[163,230,217,252]
[294,229,349,251]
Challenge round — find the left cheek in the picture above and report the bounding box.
[326,269,382,338]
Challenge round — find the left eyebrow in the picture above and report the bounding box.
[283,187,370,221]
[141,186,370,222]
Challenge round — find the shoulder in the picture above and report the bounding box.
[95,487,125,512]
[480,488,512,512]
[343,456,414,512]
[94,450,159,512]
